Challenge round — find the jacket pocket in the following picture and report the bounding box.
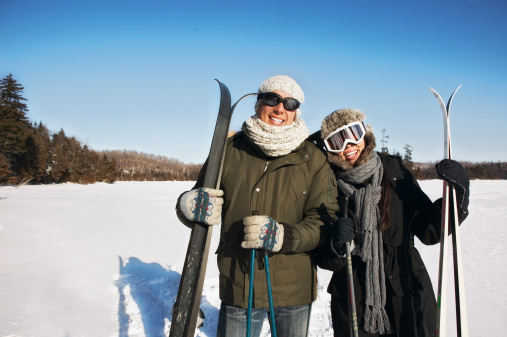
[289,168,307,217]
[388,267,436,337]
[273,252,310,288]
[388,267,424,296]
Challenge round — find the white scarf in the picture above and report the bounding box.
[242,115,310,157]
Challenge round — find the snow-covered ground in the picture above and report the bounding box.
[1,180,506,337]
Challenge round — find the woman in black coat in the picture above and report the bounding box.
[315,108,470,337]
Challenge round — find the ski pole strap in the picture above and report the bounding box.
[257,251,265,270]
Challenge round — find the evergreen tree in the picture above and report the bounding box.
[380,129,390,154]
[392,148,401,158]
[78,145,96,184]
[67,136,83,182]
[18,133,38,183]
[31,122,52,183]
[97,154,118,183]
[0,74,32,183]
[403,143,414,170]
[49,129,71,182]
[106,156,119,183]
[0,153,15,184]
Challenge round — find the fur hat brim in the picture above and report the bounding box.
[321,108,376,171]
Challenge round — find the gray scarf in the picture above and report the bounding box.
[336,152,392,334]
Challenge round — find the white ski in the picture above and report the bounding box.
[429,86,469,337]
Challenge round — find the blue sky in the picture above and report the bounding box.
[1,0,506,164]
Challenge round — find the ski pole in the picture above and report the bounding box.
[247,211,277,337]
[247,249,255,337]
[247,211,260,337]
[339,196,358,337]
[247,250,277,337]
[263,250,277,337]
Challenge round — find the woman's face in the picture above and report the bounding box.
[338,139,366,166]
[256,90,297,127]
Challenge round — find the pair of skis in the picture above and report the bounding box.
[429,86,468,337]
[169,81,256,337]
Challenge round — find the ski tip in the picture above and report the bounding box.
[428,87,439,98]
[429,86,462,95]
[214,79,231,98]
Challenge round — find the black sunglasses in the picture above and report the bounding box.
[257,92,300,111]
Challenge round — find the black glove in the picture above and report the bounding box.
[436,159,470,214]
[332,217,356,256]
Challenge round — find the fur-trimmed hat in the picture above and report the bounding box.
[255,75,305,116]
[321,108,376,170]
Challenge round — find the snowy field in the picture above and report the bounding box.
[1,180,506,337]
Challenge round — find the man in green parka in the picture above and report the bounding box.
[176,75,338,337]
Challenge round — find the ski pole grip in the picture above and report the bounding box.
[339,195,349,219]
[250,211,265,269]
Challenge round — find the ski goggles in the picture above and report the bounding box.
[257,92,301,111]
[323,121,367,153]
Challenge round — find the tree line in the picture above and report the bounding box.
[380,129,507,180]
[0,74,200,185]
[1,73,506,185]
[102,150,202,182]
[410,161,507,180]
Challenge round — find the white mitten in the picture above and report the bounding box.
[179,188,224,225]
[241,215,284,252]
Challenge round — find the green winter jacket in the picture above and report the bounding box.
[192,131,338,308]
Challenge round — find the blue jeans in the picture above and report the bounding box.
[216,302,312,337]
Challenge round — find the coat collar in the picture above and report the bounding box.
[378,152,406,186]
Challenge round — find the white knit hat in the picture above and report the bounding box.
[258,75,305,103]
[255,75,305,116]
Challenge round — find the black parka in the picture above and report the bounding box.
[317,152,444,337]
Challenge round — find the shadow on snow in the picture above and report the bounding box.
[116,256,217,337]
